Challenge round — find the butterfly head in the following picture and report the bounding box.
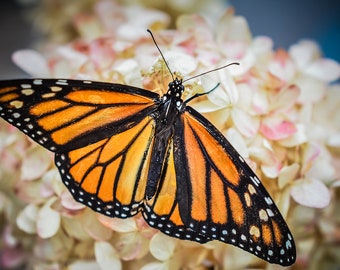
[167,78,184,100]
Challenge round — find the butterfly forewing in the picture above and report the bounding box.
[0,79,158,152]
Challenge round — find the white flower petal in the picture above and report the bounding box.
[16,204,39,234]
[278,163,300,189]
[295,74,326,104]
[225,128,249,158]
[114,59,142,86]
[164,51,197,77]
[251,36,273,57]
[205,70,238,107]
[37,198,61,238]
[12,50,50,77]
[141,262,168,270]
[305,59,340,82]
[261,161,281,178]
[289,40,321,69]
[328,133,340,148]
[94,241,122,270]
[68,261,100,270]
[291,178,330,208]
[191,99,225,113]
[21,147,51,181]
[97,216,137,233]
[231,108,259,137]
[149,233,176,261]
[83,214,113,241]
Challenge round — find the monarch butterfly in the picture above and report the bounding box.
[0,32,295,266]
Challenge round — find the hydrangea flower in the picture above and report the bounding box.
[1,0,340,269]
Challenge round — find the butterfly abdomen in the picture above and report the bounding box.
[146,85,182,199]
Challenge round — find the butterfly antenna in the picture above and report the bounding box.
[147,29,175,81]
[182,62,239,83]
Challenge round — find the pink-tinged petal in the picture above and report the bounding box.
[268,49,296,82]
[291,178,330,208]
[279,124,307,147]
[2,226,18,247]
[260,117,297,140]
[0,246,26,269]
[60,190,85,210]
[12,50,50,77]
[37,198,61,238]
[301,143,321,175]
[149,233,176,261]
[20,147,51,181]
[268,85,300,113]
[176,14,214,50]
[56,45,88,69]
[94,241,122,270]
[305,58,340,82]
[231,108,259,138]
[278,163,300,189]
[16,204,39,234]
[98,216,137,233]
[88,38,115,69]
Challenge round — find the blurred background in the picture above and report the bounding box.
[0,0,339,79]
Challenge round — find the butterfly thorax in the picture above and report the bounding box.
[145,78,185,199]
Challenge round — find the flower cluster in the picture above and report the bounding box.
[1,0,340,269]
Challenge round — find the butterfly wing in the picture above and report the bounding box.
[145,106,296,266]
[0,79,159,216]
[56,115,156,217]
[0,79,159,152]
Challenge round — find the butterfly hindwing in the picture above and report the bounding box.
[0,79,158,152]
[55,115,156,217]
